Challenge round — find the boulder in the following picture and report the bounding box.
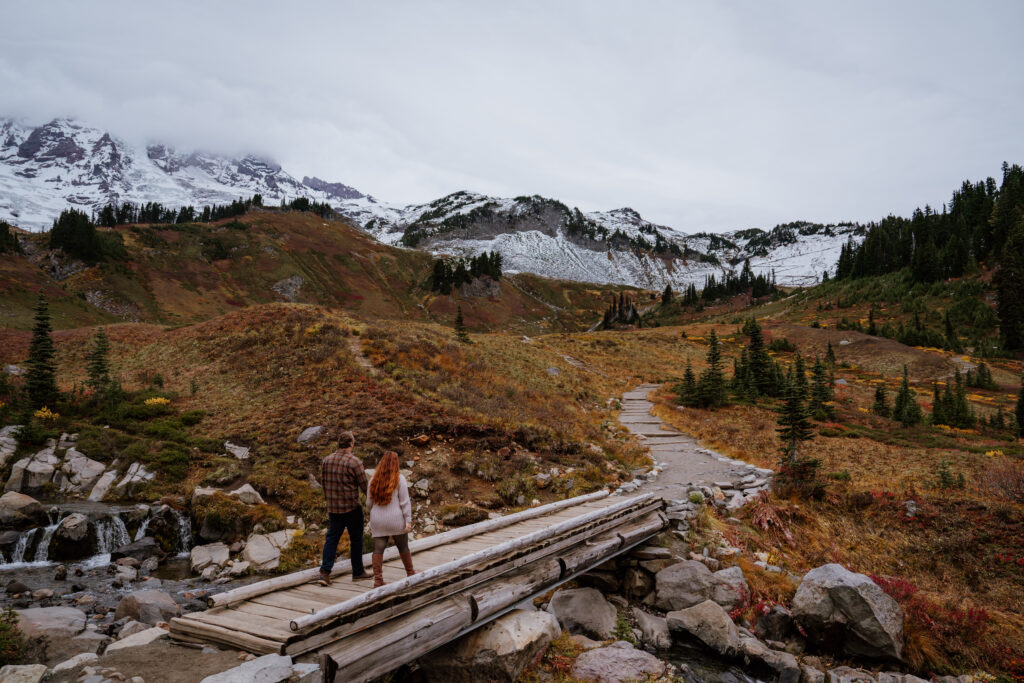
[827,666,877,683]
[655,560,750,611]
[791,563,904,660]
[547,587,617,640]
[51,651,99,672]
[191,542,231,573]
[227,561,251,577]
[297,426,324,444]
[86,468,119,501]
[229,483,265,506]
[709,565,749,611]
[570,641,667,683]
[738,636,801,683]
[0,491,46,529]
[440,505,489,527]
[666,600,740,656]
[58,448,106,493]
[418,609,560,682]
[114,462,155,495]
[200,653,294,683]
[15,606,86,639]
[0,665,48,683]
[104,626,169,652]
[242,530,298,572]
[224,441,250,460]
[118,620,151,639]
[111,537,162,563]
[114,589,181,625]
[5,445,60,494]
[622,567,654,599]
[654,560,714,610]
[631,607,671,649]
[49,512,95,561]
[191,486,220,505]
[755,604,796,642]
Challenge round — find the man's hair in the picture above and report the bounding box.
[338,430,355,449]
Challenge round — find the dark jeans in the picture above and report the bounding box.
[321,507,365,575]
[373,534,410,555]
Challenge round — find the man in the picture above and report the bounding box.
[320,429,370,584]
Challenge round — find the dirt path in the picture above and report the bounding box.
[348,336,378,375]
[619,384,772,498]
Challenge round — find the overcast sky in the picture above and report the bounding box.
[3,1,1023,232]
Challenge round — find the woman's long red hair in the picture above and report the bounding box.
[369,451,400,506]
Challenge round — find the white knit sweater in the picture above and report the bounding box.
[367,474,412,538]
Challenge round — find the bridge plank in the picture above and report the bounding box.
[169,617,284,654]
[184,610,293,641]
[231,601,307,621]
[251,591,333,613]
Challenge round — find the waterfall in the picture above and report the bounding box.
[171,508,193,555]
[10,528,39,564]
[133,516,152,542]
[32,515,67,563]
[95,515,131,554]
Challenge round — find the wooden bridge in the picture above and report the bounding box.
[170,491,667,682]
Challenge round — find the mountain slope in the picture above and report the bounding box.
[0,116,863,290]
[0,117,369,231]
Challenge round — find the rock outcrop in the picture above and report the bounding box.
[418,609,560,682]
[654,560,749,611]
[114,589,182,625]
[570,641,667,683]
[0,491,46,529]
[49,512,95,561]
[791,564,904,660]
[547,587,618,640]
[667,599,740,656]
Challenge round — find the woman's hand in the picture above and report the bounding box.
[405,521,413,534]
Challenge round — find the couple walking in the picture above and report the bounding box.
[319,430,415,587]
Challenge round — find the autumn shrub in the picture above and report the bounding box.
[496,472,537,505]
[983,458,1024,503]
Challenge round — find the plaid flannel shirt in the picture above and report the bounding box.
[321,449,368,514]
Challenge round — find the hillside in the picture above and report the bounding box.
[0,208,646,333]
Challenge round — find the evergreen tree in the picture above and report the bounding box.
[872,384,890,418]
[49,209,99,262]
[793,353,808,400]
[661,284,674,306]
[745,319,775,396]
[825,341,836,367]
[695,330,728,408]
[675,358,697,407]
[931,382,947,426]
[893,365,923,426]
[454,306,470,343]
[25,296,59,409]
[809,357,833,419]
[776,378,814,465]
[86,328,112,398]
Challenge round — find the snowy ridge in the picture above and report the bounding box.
[0,116,863,290]
[0,117,365,231]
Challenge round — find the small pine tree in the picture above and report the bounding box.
[825,341,836,367]
[25,296,59,409]
[809,357,833,419]
[872,384,890,418]
[695,330,728,408]
[777,380,814,462]
[661,284,673,306]
[86,328,112,399]
[893,365,922,426]
[454,305,470,343]
[676,358,697,407]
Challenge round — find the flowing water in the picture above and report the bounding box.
[0,502,192,571]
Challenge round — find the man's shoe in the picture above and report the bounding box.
[351,571,371,580]
[318,570,332,586]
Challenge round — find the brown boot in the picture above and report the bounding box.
[318,569,332,587]
[372,553,385,587]
[399,551,416,577]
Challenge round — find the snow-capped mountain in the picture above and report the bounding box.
[0,116,862,289]
[344,190,863,288]
[0,117,368,231]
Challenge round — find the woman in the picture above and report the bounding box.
[367,451,415,587]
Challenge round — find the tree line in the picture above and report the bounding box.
[428,251,503,294]
[834,162,1024,350]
